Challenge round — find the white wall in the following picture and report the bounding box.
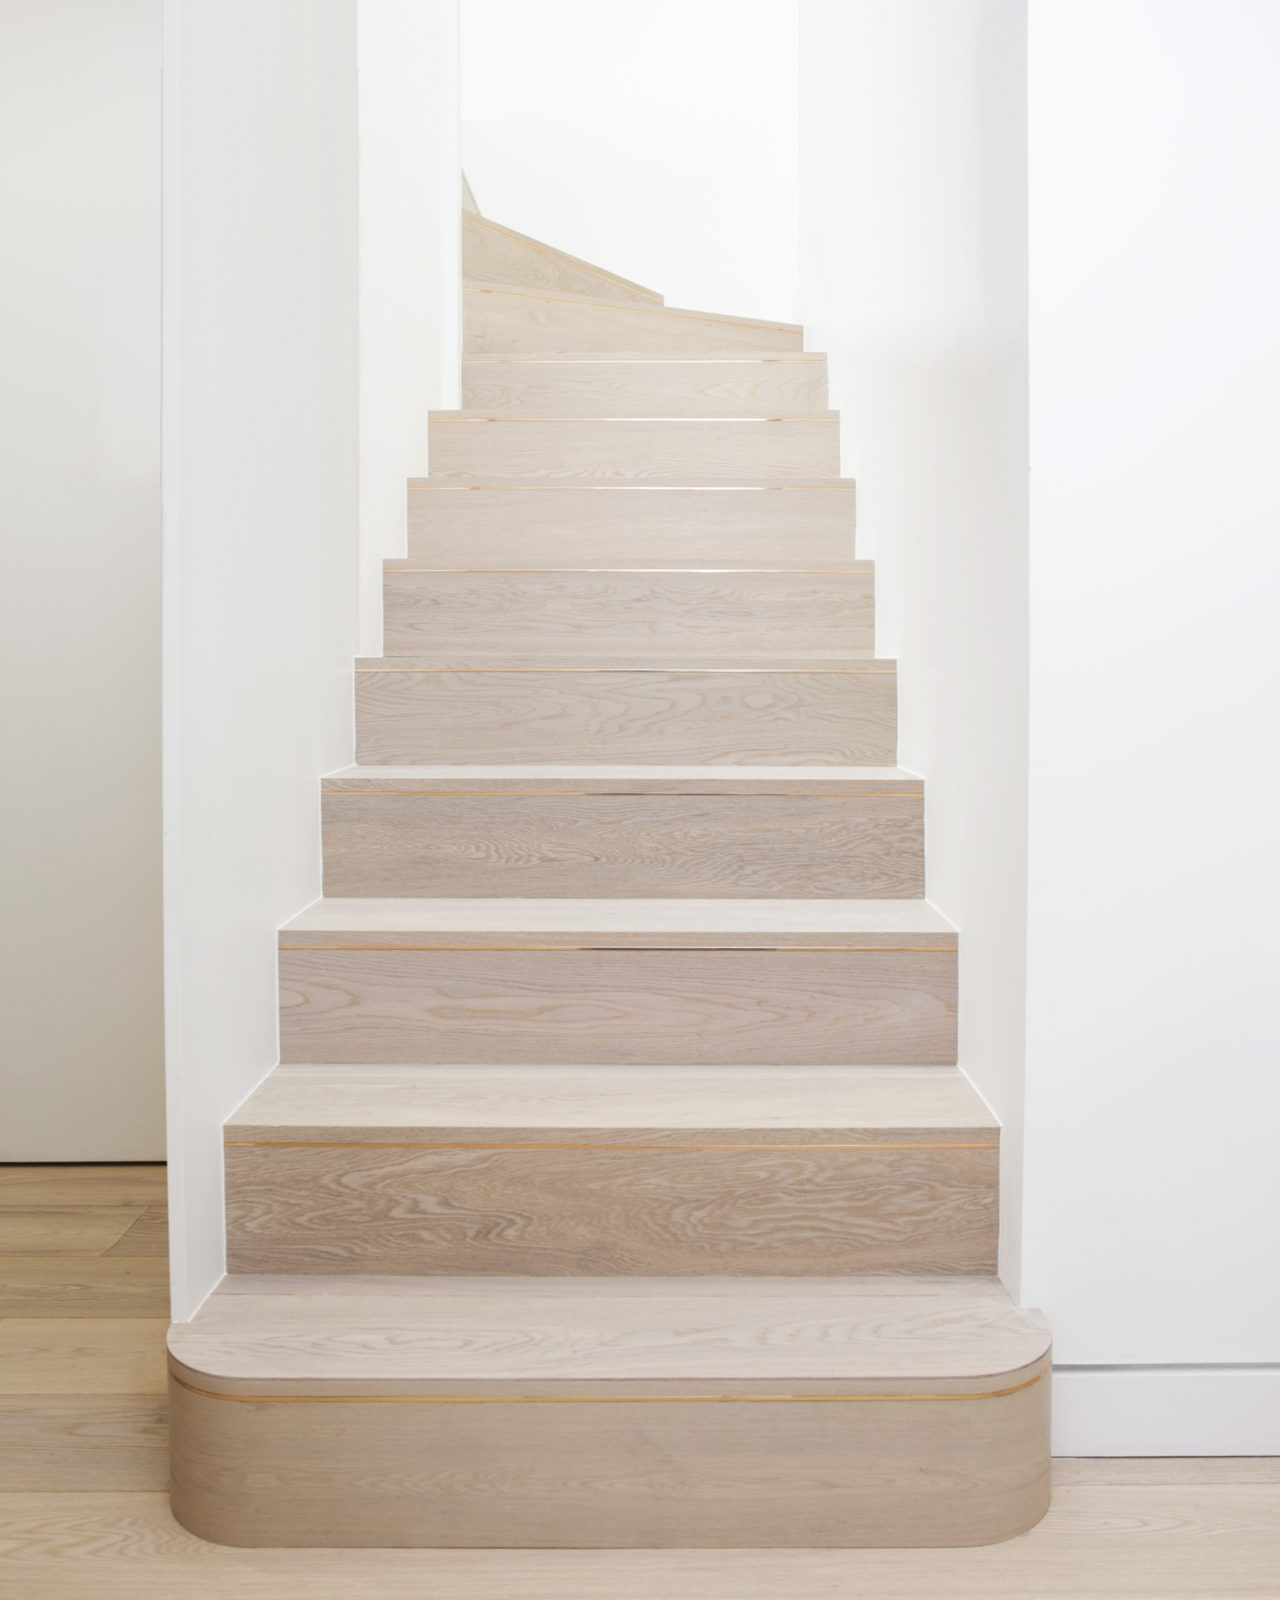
[1023,0,1280,1445]
[0,1,165,1160]
[460,0,799,324]
[799,0,1030,1286]
[164,0,461,1322]
[163,0,360,1320]
[357,0,461,657]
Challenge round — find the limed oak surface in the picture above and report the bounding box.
[462,354,829,416]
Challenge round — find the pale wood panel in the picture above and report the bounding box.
[406,483,857,568]
[228,1065,994,1134]
[224,1143,996,1276]
[277,946,957,1066]
[322,763,922,794]
[464,285,804,354]
[321,790,919,898]
[0,1320,168,1394]
[167,1364,1049,1547]
[426,415,841,481]
[7,1485,1280,1595]
[103,1207,169,1259]
[0,1256,169,1318]
[0,1166,167,1208]
[354,664,897,766]
[462,214,663,306]
[462,355,829,416]
[0,1397,168,1490]
[170,1275,1047,1385]
[1054,1457,1280,1484]
[460,355,828,415]
[380,570,874,658]
[0,1209,144,1255]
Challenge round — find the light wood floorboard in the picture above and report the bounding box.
[462,355,829,415]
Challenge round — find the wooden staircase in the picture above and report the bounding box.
[168,211,1051,1548]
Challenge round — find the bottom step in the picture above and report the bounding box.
[168,1276,1050,1547]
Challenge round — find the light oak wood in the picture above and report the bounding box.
[277,946,955,1066]
[355,658,897,765]
[380,567,874,658]
[0,1320,168,1394]
[406,481,857,568]
[227,1066,995,1277]
[103,1208,170,1259]
[462,355,829,416]
[0,1256,169,1318]
[321,783,919,898]
[228,1064,994,1133]
[464,284,804,354]
[166,1276,1047,1546]
[0,1397,168,1490]
[320,762,922,793]
[0,1209,145,1255]
[426,414,841,480]
[463,213,663,306]
[0,1166,167,1208]
[9,1486,1280,1595]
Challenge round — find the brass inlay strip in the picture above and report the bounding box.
[355,667,894,675]
[407,484,854,492]
[320,790,918,798]
[172,1368,1046,1406]
[466,283,800,335]
[279,944,954,952]
[225,1141,996,1152]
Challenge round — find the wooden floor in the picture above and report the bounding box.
[1,1167,1278,1594]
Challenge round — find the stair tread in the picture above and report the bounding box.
[462,352,829,363]
[465,280,803,334]
[322,763,919,789]
[430,410,840,421]
[228,1064,995,1134]
[170,1274,1047,1386]
[356,655,890,671]
[280,898,955,937]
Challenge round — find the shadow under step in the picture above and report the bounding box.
[168,1274,1050,1548]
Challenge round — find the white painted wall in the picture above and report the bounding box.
[0,0,165,1160]
[357,0,461,657]
[164,0,461,1322]
[460,0,799,324]
[1023,0,1280,1441]
[799,0,1029,1286]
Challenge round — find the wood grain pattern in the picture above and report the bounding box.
[0,1256,169,1318]
[380,569,874,658]
[0,1397,168,1490]
[0,1320,168,1394]
[228,1064,992,1135]
[355,662,897,765]
[0,1209,145,1254]
[277,946,957,1066]
[224,1141,996,1276]
[464,285,804,354]
[167,1361,1048,1548]
[0,1166,166,1207]
[9,1485,1280,1595]
[103,1208,170,1259]
[462,214,663,306]
[405,483,857,569]
[321,789,920,898]
[426,415,841,480]
[462,355,829,416]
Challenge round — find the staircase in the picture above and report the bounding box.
[167,209,1051,1548]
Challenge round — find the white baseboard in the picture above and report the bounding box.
[1053,1366,1280,1455]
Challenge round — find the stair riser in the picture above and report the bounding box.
[462,357,829,416]
[463,214,662,306]
[427,418,841,481]
[355,668,897,765]
[169,1368,1050,1547]
[381,571,874,657]
[277,948,957,1066]
[224,1142,996,1276]
[321,793,923,898]
[406,485,856,568]
[465,287,803,354]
